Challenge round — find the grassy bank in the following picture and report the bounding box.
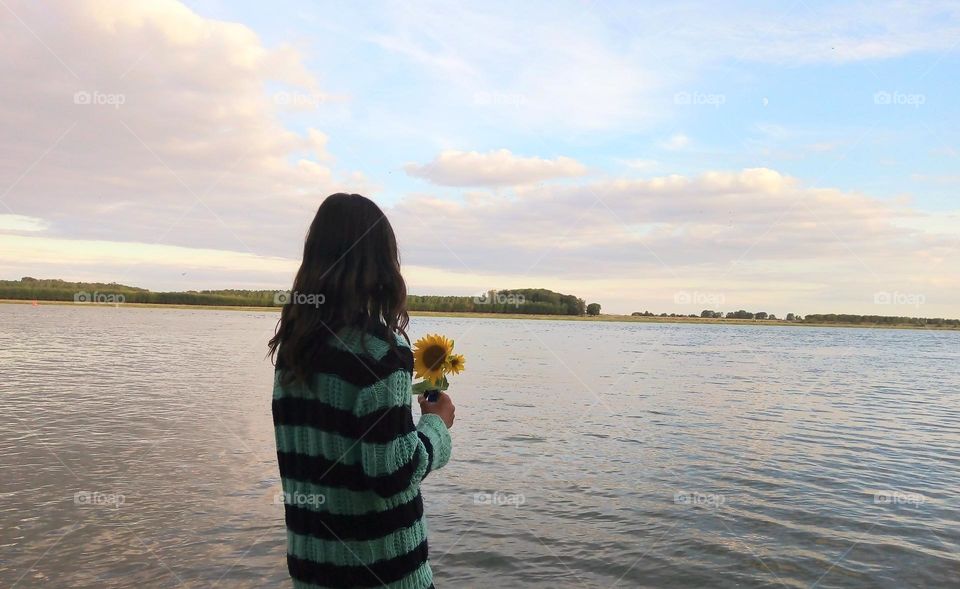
[4,299,958,331]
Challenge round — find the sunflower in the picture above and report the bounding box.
[413,334,454,384]
[445,353,465,375]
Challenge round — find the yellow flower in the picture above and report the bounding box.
[445,353,465,375]
[413,334,454,384]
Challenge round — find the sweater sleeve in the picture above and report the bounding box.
[415,413,452,476]
[357,368,452,497]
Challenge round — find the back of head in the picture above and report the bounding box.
[269,193,409,382]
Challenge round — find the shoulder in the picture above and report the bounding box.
[334,326,410,356]
[273,326,411,388]
[326,326,412,374]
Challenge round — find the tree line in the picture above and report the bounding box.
[0,278,280,306]
[1,278,589,315]
[801,313,959,327]
[5,278,956,326]
[408,289,587,315]
[631,308,960,327]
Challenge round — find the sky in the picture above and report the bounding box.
[0,0,958,316]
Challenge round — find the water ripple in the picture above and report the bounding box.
[1,306,958,588]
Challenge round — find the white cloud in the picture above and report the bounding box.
[0,233,294,271]
[404,149,587,187]
[0,232,297,291]
[0,214,49,232]
[361,3,661,133]
[0,0,364,260]
[620,159,660,171]
[388,168,960,314]
[357,1,960,134]
[727,3,960,64]
[661,134,690,151]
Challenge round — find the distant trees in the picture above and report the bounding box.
[6,277,959,328]
[409,288,585,315]
[0,278,590,316]
[0,277,277,306]
[801,313,959,327]
[622,308,958,327]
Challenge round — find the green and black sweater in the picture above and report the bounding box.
[273,328,453,589]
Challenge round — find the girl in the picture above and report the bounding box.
[269,193,455,588]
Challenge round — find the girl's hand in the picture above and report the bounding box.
[419,392,455,429]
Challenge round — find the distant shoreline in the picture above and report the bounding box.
[3,299,957,331]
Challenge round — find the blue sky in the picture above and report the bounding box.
[186,0,960,207]
[0,0,957,315]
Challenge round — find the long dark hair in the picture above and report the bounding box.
[269,193,409,383]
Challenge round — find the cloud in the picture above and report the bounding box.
[0,0,364,261]
[404,149,588,187]
[661,134,690,151]
[387,167,959,314]
[356,0,960,135]
[361,3,661,133]
[0,233,294,272]
[0,215,49,232]
[620,159,660,171]
[0,232,296,291]
[724,3,960,64]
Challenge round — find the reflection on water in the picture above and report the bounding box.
[1,304,958,588]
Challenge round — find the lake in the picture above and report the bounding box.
[1,304,958,588]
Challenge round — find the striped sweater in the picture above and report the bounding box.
[272,327,453,589]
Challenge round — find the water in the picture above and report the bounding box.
[1,304,958,588]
